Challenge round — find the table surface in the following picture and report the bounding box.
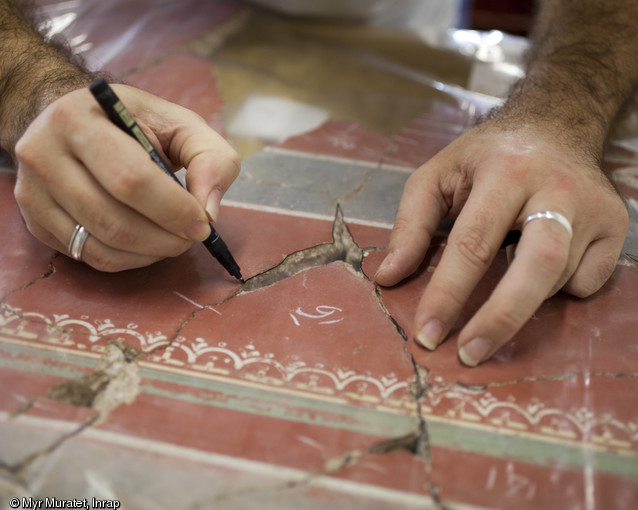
[1,1,637,509]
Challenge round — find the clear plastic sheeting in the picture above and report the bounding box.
[1,2,636,509]
[35,0,500,136]
[33,0,638,156]
[245,0,466,32]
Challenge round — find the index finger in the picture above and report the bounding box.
[374,163,448,287]
[412,182,523,350]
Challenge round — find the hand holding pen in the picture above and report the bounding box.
[89,79,243,281]
[14,82,242,274]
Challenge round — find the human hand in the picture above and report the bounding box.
[374,120,628,366]
[14,84,240,271]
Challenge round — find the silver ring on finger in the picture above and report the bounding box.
[68,224,90,261]
[523,211,573,239]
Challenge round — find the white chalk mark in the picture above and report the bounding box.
[295,306,342,319]
[173,291,204,309]
[296,435,325,451]
[290,305,343,326]
[485,467,497,490]
[173,291,222,314]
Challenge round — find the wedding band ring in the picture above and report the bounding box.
[68,224,90,261]
[523,211,573,239]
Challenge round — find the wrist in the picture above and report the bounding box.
[1,51,94,154]
[494,1,638,163]
[0,10,96,161]
[490,67,623,165]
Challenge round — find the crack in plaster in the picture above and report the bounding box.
[619,252,638,269]
[342,168,373,202]
[237,205,363,295]
[0,415,98,482]
[412,370,448,510]
[45,340,142,422]
[142,204,368,378]
[371,286,446,508]
[3,206,634,508]
[1,205,448,506]
[322,432,424,476]
[1,342,140,487]
[0,253,57,305]
[8,340,140,422]
[185,432,432,510]
[177,204,447,507]
[12,206,630,507]
[187,477,313,509]
[2,13,633,504]
[434,370,638,397]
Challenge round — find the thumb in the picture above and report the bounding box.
[173,121,241,223]
[375,165,447,287]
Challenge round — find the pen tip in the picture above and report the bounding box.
[239,277,245,284]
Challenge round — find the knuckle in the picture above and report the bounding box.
[617,203,630,231]
[21,216,51,245]
[168,199,200,230]
[567,257,616,298]
[15,137,46,173]
[389,218,425,249]
[164,239,192,258]
[227,151,241,180]
[404,172,420,190]
[89,253,123,273]
[84,244,125,272]
[586,267,609,295]
[388,215,431,256]
[43,98,80,142]
[454,228,495,269]
[429,278,467,313]
[444,284,469,311]
[14,136,30,162]
[567,279,599,299]
[98,218,138,248]
[109,168,147,200]
[489,304,528,334]
[13,179,32,208]
[391,215,413,235]
[86,244,167,273]
[87,249,154,273]
[48,97,74,124]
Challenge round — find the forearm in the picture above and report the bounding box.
[496,0,638,159]
[0,0,95,160]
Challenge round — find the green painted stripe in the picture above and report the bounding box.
[139,372,638,479]
[2,341,637,479]
[139,372,417,437]
[426,420,638,479]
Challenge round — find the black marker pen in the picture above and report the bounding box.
[89,78,244,283]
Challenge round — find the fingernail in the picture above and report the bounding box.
[184,220,211,241]
[374,252,393,278]
[206,188,221,223]
[415,320,444,351]
[459,337,492,367]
